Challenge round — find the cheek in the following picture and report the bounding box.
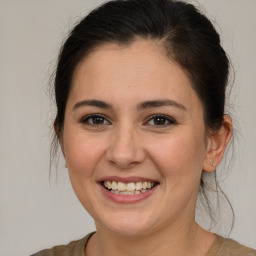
[63,130,106,181]
[63,131,108,215]
[147,131,206,182]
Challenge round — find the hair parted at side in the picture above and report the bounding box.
[51,0,234,232]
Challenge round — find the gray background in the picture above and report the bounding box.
[0,1,255,255]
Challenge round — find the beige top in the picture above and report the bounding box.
[31,232,256,256]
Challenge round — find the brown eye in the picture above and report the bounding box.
[81,114,110,126]
[91,116,105,124]
[146,115,176,127]
[153,117,167,125]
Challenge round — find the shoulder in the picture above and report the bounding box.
[217,236,256,256]
[30,233,95,256]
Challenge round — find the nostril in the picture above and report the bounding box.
[106,143,146,169]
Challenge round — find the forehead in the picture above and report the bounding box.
[69,39,202,113]
[72,40,170,87]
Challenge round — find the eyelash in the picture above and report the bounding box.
[81,114,110,126]
[80,114,176,128]
[145,114,177,127]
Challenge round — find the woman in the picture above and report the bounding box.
[32,0,256,255]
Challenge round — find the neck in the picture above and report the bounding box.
[86,219,212,256]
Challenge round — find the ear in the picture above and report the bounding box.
[203,115,232,172]
[54,123,66,159]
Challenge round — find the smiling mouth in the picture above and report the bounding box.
[102,181,158,195]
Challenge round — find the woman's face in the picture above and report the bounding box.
[62,40,212,236]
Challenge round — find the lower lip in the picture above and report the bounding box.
[99,184,158,204]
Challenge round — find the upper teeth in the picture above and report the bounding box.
[103,181,154,192]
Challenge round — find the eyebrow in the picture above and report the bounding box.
[72,99,186,111]
[137,99,187,111]
[73,99,112,111]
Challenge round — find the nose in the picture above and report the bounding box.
[106,125,146,169]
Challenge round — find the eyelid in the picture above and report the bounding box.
[144,114,177,126]
[80,113,111,125]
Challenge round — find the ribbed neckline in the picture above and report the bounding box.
[82,232,96,256]
[82,232,224,256]
[206,235,224,256]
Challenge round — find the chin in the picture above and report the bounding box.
[96,212,158,237]
[106,224,152,237]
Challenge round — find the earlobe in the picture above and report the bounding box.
[203,115,232,172]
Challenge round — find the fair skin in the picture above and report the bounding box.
[61,39,232,256]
